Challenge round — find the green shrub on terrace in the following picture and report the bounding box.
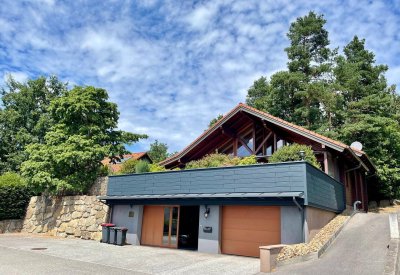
[238,155,257,165]
[269,143,320,168]
[186,153,246,169]
[0,172,33,221]
[149,164,167,172]
[119,158,138,174]
[135,160,150,173]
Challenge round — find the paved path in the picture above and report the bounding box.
[0,234,258,275]
[275,212,390,275]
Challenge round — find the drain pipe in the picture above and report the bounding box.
[353,201,361,212]
[293,197,306,242]
[293,196,303,211]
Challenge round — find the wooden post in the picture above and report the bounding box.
[323,152,329,174]
[273,134,277,153]
[233,138,238,156]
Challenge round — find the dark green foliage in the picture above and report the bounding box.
[0,76,67,173]
[21,86,147,195]
[269,144,320,168]
[246,11,400,198]
[0,173,33,221]
[135,160,150,173]
[119,158,138,174]
[148,140,169,163]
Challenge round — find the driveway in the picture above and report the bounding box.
[274,212,390,275]
[0,234,258,275]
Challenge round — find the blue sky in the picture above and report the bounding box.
[1,0,399,153]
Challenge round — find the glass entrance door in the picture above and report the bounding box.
[162,206,179,248]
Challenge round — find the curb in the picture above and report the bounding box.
[383,212,400,275]
[277,212,356,268]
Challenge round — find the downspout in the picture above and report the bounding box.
[293,196,305,242]
[345,163,362,173]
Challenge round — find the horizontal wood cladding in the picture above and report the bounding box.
[107,162,307,196]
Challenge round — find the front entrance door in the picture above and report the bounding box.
[141,205,179,248]
[162,206,179,248]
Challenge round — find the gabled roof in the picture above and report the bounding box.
[160,103,374,171]
[102,152,152,172]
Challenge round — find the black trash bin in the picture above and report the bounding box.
[100,223,115,243]
[109,227,117,244]
[115,227,128,246]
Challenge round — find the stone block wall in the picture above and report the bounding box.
[88,177,108,196]
[22,196,110,241]
[0,219,23,233]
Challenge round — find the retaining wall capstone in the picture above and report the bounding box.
[22,195,110,241]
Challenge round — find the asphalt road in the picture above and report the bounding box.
[0,246,141,275]
[0,234,258,275]
[275,212,390,275]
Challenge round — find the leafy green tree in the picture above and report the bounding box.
[148,140,169,163]
[21,86,147,195]
[0,76,66,173]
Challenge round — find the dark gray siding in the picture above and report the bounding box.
[107,161,345,212]
[107,162,306,196]
[306,164,345,212]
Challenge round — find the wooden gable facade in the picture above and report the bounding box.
[161,104,375,211]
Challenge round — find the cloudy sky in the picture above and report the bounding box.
[1,0,399,153]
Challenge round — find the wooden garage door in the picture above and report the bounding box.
[141,205,164,246]
[221,206,281,257]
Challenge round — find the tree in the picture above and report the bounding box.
[148,140,169,163]
[245,11,400,198]
[246,11,338,132]
[208,114,224,128]
[0,76,66,173]
[21,86,147,195]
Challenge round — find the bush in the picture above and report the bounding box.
[135,160,150,173]
[238,155,257,165]
[119,158,138,174]
[0,172,33,221]
[269,143,320,168]
[186,153,242,169]
[149,164,167,172]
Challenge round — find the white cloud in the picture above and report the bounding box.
[0,0,399,153]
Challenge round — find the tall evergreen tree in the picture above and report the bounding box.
[246,12,400,198]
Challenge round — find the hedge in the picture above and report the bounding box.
[0,173,33,221]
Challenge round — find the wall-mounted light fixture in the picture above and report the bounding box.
[204,205,210,219]
[298,150,305,160]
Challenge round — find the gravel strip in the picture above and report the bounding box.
[277,211,351,261]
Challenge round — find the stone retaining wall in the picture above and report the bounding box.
[88,177,108,196]
[0,219,23,233]
[22,196,110,241]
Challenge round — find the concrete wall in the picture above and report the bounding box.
[280,206,303,244]
[111,205,143,245]
[304,206,336,241]
[198,205,221,254]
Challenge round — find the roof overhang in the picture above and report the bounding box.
[98,191,304,201]
[160,104,373,172]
